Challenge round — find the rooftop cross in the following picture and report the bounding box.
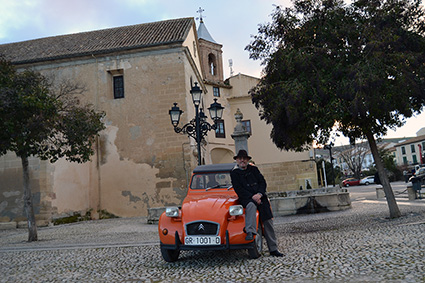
[196,7,205,23]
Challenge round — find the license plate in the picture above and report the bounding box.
[184,236,221,245]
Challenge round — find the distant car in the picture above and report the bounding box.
[342,178,360,187]
[360,176,375,185]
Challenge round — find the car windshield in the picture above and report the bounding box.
[190,172,233,190]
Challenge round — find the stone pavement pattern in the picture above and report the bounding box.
[1,198,425,282]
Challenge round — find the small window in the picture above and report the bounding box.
[411,144,416,153]
[413,155,418,164]
[241,120,252,134]
[401,146,406,155]
[215,119,225,138]
[113,75,124,99]
[403,156,408,165]
[213,87,220,97]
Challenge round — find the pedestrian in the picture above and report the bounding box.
[230,149,283,257]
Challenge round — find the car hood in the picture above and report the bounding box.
[182,193,239,223]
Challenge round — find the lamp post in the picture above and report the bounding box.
[324,142,335,187]
[169,82,224,165]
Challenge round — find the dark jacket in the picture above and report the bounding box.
[230,164,273,221]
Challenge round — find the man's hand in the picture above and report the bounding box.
[252,193,262,204]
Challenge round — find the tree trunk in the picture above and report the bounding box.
[21,155,38,241]
[365,132,401,218]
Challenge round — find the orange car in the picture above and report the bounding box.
[158,163,263,262]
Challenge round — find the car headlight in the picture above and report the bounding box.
[165,206,180,217]
[229,205,243,216]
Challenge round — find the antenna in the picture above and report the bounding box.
[228,59,234,76]
[196,7,205,23]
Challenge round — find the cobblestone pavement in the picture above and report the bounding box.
[1,191,425,282]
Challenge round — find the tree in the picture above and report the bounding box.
[246,0,425,218]
[0,57,105,241]
[339,143,369,179]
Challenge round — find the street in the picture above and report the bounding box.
[1,182,425,282]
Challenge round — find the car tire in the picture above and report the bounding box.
[248,225,263,259]
[345,184,349,187]
[365,181,369,185]
[161,247,180,262]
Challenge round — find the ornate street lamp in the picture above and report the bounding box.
[169,82,224,165]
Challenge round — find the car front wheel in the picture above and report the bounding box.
[248,225,263,259]
[345,184,350,187]
[161,247,180,262]
[365,181,370,185]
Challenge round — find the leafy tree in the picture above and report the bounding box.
[0,57,105,241]
[247,0,425,218]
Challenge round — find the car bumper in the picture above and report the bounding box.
[160,230,255,251]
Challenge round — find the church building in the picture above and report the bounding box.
[0,16,317,225]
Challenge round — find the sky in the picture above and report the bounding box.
[0,0,423,145]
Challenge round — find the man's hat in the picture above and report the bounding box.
[233,149,251,160]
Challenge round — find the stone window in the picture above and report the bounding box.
[401,146,406,155]
[242,120,252,134]
[113,75,124,99]
[108,69,124,99]
[411,144,416,153]
[215,119,225,138]
[413,154,418,164]
[213,87,220,97]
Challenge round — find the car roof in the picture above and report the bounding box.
[193,163,236,173]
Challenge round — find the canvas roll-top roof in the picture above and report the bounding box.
[0,17,194,65]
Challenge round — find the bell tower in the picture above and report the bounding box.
[196,8,224,84]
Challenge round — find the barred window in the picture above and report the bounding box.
[113,75,124,99]
[213,87,220,97]
[215,119,225,138]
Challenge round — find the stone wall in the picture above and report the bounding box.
[258,160,318,192]
[0,152,53,226]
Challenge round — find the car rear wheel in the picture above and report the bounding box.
[161,247,180,262]
[248,225,263,259]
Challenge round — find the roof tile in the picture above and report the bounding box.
[0,18,194,64]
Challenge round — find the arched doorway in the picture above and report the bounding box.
[210,148,234,164]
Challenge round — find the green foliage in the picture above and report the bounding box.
[98,209,119,220]
[316,158,342,186]
[52,210,119,225]
[0,57,105,162]
[246,0,425,151]
[53,210,92,225]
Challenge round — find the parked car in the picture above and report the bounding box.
[360,176,375,185]
[342,178,360,187]
[158,163,263,262]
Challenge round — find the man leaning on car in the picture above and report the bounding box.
[230,149,283,257]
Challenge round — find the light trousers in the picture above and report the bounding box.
[245,202,278,252]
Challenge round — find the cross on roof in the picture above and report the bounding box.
[196,7,205,23]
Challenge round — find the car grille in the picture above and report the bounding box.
[186,221,219,235]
